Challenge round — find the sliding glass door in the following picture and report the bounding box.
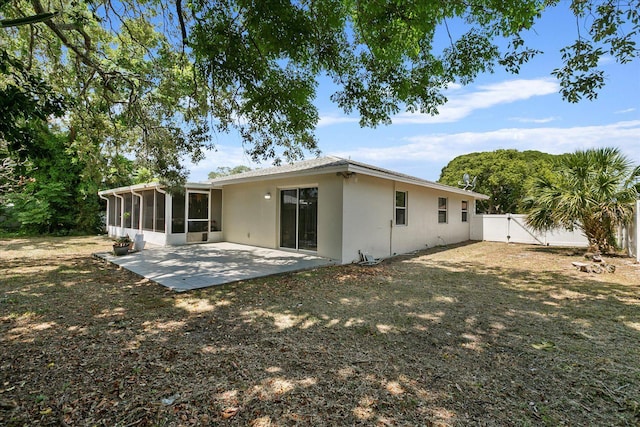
[280,187,318,251]
[280,190,298,249]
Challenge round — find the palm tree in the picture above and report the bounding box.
[525,147,640,253]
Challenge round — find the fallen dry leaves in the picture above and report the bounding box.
[1,236,639,426]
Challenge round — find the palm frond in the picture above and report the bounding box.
[525,147,639,252]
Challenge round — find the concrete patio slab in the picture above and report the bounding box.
[95,242,334,291]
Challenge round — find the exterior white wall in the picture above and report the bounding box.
[342,175,394,264]
[470,212,484,241]
[477,214,589,247]
[106,225,166,247]
[393,183,472,254]
[341,175,475,264]
[221,173,344,262]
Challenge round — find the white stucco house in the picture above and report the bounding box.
[98,156,489,264]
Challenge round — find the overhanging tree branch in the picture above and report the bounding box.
[176,0,189,48]
[0,11,57,27]
[31,0,120,93]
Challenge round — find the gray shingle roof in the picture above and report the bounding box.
[206,156,348,184]
[207,156,489,199]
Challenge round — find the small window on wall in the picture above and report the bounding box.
[461,200,468,222]
[395,191,407,225]
[438,197,447,223]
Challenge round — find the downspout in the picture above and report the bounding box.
[130,189,145,251]
[469,198,474,240]
[390,181,395,257]
[98,193,110,235]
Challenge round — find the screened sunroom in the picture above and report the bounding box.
[99,183,223,247]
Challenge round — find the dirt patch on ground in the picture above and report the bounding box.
[1,236,639,426]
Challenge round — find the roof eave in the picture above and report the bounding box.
[98,181,210,195]
[98,182,162,195]
[208,162,489,199]
[346,164,490,199]
[208,164,350,186]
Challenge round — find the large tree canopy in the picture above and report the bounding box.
[438,150,559,214]
[190,0,640,163]
[2,0,638,177]
[1,0,212,186]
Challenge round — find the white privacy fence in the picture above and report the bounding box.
[471,214,589,247]
[627,200,640,262]
[472,201,640,262]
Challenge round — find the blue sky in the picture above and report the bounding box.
[186,5,640,182]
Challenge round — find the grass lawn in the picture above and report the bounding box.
[1,236,639,426]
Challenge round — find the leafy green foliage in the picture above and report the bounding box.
[4,130,92,234]
[0,50,66,156]
[190,0,639,158]
[1,0,638,173]
[525,148,640,253]
[552,0,639,102]
[1,123,123,234]
[438,150,559,214]
[1,0,211,186]
[131,167,158,185]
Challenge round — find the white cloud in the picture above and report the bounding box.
[615,108,636,114]
[318,78,559,127]
[333,120,640,166]
[598,55,614,65]
[318,114,359,127]
[509,116,559,124]
[392,78,559,124]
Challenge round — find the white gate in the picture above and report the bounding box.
[473,214,588,247]
[474,207,640,258]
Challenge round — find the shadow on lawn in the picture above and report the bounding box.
[525,245,634,260]
[1,248,639,426]
[1,236,101,251]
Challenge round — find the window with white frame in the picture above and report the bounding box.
[438,197,447,223]
[461,200,468,222]
[395,191,407,225]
